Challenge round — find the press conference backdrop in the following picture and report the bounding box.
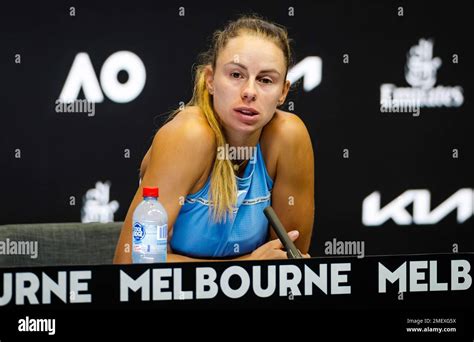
[1,0,472,257]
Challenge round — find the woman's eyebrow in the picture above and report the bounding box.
[224,61,281,76]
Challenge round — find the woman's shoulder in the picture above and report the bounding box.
[260,110,310,180]
[139,106,216,179]
[152,106,216,157]
[161,105,215,143]
[264,110,309,135]
[261,110,310,152]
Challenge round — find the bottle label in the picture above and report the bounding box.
[157,224,168,241]
[132,222,167,263]
[132,222,146,242]
[133,222,168,243]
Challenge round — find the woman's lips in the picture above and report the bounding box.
[233,107,259,115]
[234,109,260,123]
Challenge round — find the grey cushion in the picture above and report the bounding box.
[0,222,123,267]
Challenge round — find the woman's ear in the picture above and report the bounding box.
[204,65,214,95]
[278,80,291,105]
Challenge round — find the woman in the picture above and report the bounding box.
[114,15,314,263]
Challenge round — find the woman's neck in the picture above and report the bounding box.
[224,128,262,148]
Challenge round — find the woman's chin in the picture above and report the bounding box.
[231,121,262,135]
[219,113,265,137]
[232,112,262,133]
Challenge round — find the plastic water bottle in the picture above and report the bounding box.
[132,187,168,263]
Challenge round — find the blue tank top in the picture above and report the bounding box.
[170,143,273,258]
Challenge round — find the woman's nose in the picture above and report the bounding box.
[241,81,257,102]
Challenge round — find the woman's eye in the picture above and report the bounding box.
[260,78,273,84]
[231,72,242,79]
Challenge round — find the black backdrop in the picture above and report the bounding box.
[1,0,472,257]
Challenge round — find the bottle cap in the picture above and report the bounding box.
[143,187,159,197]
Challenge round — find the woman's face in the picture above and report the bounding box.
[206,34,290,136]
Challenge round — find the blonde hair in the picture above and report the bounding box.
[169,15,293,222]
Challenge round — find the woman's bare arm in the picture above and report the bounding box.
[269,114,315,254]
[113,112,216,264]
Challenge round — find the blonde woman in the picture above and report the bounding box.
[114,15,314,263]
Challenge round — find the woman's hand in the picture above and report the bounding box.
[247,230,310,260]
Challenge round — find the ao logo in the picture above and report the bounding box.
[59,51,146,103]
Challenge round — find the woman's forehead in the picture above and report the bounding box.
[216,35,286,72]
